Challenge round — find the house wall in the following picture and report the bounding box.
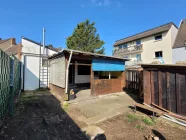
[172,47,186,64]
[21,38,57,90]
[114,25,178,64]
[74,64,91,84]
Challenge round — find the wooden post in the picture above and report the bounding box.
[91,65,95,96]
[143,70,152,105]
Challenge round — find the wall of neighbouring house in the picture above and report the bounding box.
[74,64,91,84]
[21,38,56,90]
[141,25,177,64]
[172,47,186,64]
[50,55,66,88]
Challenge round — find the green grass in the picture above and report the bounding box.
[127,113,140,123]
[142,117,155,126]
[135,124,145,131]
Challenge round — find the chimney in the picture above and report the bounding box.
[11,38,16,45]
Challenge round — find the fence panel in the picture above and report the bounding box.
[0,50,11,124]
[0,50,21,126]
[142,64,186,116]
[125,69,143,95]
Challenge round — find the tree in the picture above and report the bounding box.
[66,20,105,54]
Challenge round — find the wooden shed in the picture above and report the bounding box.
[49,49,129,100]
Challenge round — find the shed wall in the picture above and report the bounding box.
[50,56,66,88]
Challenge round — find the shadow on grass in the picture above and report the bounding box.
[0,90,105,140]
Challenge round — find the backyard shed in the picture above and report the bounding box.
[49,49,129,100]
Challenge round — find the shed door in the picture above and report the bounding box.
[24,56,39,90]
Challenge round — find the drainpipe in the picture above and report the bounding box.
[65,51,73,93]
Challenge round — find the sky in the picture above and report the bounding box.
[0,0,185,55]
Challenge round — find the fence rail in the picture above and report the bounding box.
[0,50,21,126]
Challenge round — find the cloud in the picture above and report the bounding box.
[90,0,111,7]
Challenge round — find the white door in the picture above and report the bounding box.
[24,56,40,90]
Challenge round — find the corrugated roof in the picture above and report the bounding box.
[114,22,177,46]
[173,19,186,49]
[49,49,130,61]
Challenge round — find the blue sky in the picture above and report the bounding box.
[0,0,185,55]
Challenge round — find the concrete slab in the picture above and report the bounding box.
[68,92,138,125]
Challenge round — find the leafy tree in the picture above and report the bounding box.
[66,20,105,54]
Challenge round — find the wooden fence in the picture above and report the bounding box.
[125,69,143,95]
[142,64,186,116]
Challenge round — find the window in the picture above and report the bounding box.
[124,56,128,59]
[155,34,162,40]
[119,45,123,49]
[77,65,90,75]
[155,51,163,58]
[136,54,141,61]
[136,40,141,45]
[123,44,128,48]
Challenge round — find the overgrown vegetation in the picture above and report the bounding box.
[126,113,156,127]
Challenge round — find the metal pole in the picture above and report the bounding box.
[43,28,46,55]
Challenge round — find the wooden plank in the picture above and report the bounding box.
[176,73,181,114]
[169,72,176,113]
[162,72,167,109]
[143,70,151,105]
[150,71,155,104]
[158,71,162,107]
[135,103,163,115]
[179,73,186,115]
[154,71,159,105]
[166,72,171,111]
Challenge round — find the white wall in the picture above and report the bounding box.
[21,38,57,90]
[74,64,90,84]
[172,47,186,64]
[116,25,178,64]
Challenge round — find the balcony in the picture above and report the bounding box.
[113,44,143,56]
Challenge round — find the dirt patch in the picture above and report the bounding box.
[97,111,186,140]
[0,92,87,140]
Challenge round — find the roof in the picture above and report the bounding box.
[49,49,130,61]
[114,22,177,46]
[173,19,186,49]
[22,37,60,52]
[0,38,11,44]
[4,44,22,56]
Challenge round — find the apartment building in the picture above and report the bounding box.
[113,22,178,64]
